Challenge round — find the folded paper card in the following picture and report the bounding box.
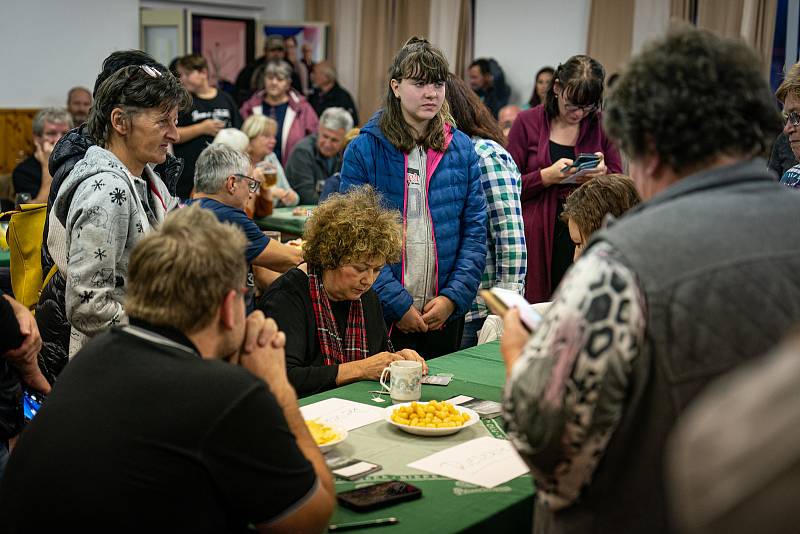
[407,436,529,488]
[300,398,385,431]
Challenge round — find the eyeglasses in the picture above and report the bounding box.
[234,174,261,193]
[783,111,800,127]
[563,101,598,114]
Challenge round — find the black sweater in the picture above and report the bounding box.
[257,268,390,398]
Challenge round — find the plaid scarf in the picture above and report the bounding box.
[308,270,370,366]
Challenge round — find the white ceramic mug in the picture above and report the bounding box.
[379,360,423,402]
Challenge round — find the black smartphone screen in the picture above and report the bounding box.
[337,481,422,512]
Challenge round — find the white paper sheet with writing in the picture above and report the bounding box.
[407,436,529,488]
[300,398,385,431]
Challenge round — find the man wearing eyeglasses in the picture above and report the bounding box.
[188,144,303,310]
[776,64,800,188]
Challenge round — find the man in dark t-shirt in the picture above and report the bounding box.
[175,54,242,199]
[0,206,334,533]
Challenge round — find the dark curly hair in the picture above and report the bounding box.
[380,37,453,153]
[88,65,191,146]
[603,25,782,173]
[303,186,402,271]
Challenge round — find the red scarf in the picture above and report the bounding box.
[308,270,370,366]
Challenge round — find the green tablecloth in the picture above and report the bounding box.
[0,249,9,268]
[300,342,534,533]
[254,205,313,237]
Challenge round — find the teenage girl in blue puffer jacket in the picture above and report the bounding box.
[340,37,487,359]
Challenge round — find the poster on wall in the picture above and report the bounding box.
[191,14,255,87]
[259,22,329,64]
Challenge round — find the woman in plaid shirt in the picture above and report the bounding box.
[445,74,527,348]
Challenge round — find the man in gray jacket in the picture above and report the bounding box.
[500,26,800,534]
[285,107,352,204]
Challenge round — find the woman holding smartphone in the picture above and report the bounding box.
[340,37,486,359]
[508,55,622,303]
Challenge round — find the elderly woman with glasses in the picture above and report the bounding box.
[239,60,318,165]
[507,55,623,304]
[187,144,304,309]
[259,186,427,398]
[52,64,189,357]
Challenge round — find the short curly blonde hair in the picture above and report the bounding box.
[303,186,402,270]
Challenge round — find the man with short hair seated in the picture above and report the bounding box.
[12,108,72,203]
[0,205,335,533]
[285,107,353,204]
[188,144,303,304]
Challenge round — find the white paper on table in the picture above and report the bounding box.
[407,436,529,488]
[300,398,385,431]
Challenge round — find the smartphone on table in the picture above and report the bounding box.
[337,481,422,512]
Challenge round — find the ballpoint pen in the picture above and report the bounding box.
[328,517,399,531]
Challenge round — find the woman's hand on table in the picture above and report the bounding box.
[500,308,530,378]
[396,306,428,333]
[342,352,403,381]
[541,158,578,186]
[422,296,455,330]
[395,348,428,375]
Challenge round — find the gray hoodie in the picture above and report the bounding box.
[54,145,178,357]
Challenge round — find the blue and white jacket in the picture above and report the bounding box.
[340,111,487,323]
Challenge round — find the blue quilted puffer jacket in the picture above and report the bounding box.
[340,111,487,323]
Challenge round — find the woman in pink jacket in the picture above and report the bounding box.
[240,60,318,165]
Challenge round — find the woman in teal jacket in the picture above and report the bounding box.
[340,37,487,359]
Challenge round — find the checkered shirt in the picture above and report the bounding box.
[466,138,527,322]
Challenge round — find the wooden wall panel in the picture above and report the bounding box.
[0,109,38,176]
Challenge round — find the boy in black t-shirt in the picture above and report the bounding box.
[175,54,243,199]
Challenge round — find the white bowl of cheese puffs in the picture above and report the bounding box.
[385,400,479,436]
[305,419,348,452]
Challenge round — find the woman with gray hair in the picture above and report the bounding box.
[187,143,303,309]
[239,60,318,165]
[53,65,190,357]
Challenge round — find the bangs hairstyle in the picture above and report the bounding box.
[303,185,402,271]
[445,73,505,146]
[88,65,191,146]
[545,55,605,121]
[380,36,453,153]
[126,205,248,333]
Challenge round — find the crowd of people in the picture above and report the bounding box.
[1,24,799,534]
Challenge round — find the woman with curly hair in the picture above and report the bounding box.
[340,37,487,359]
[258,186,426,397]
